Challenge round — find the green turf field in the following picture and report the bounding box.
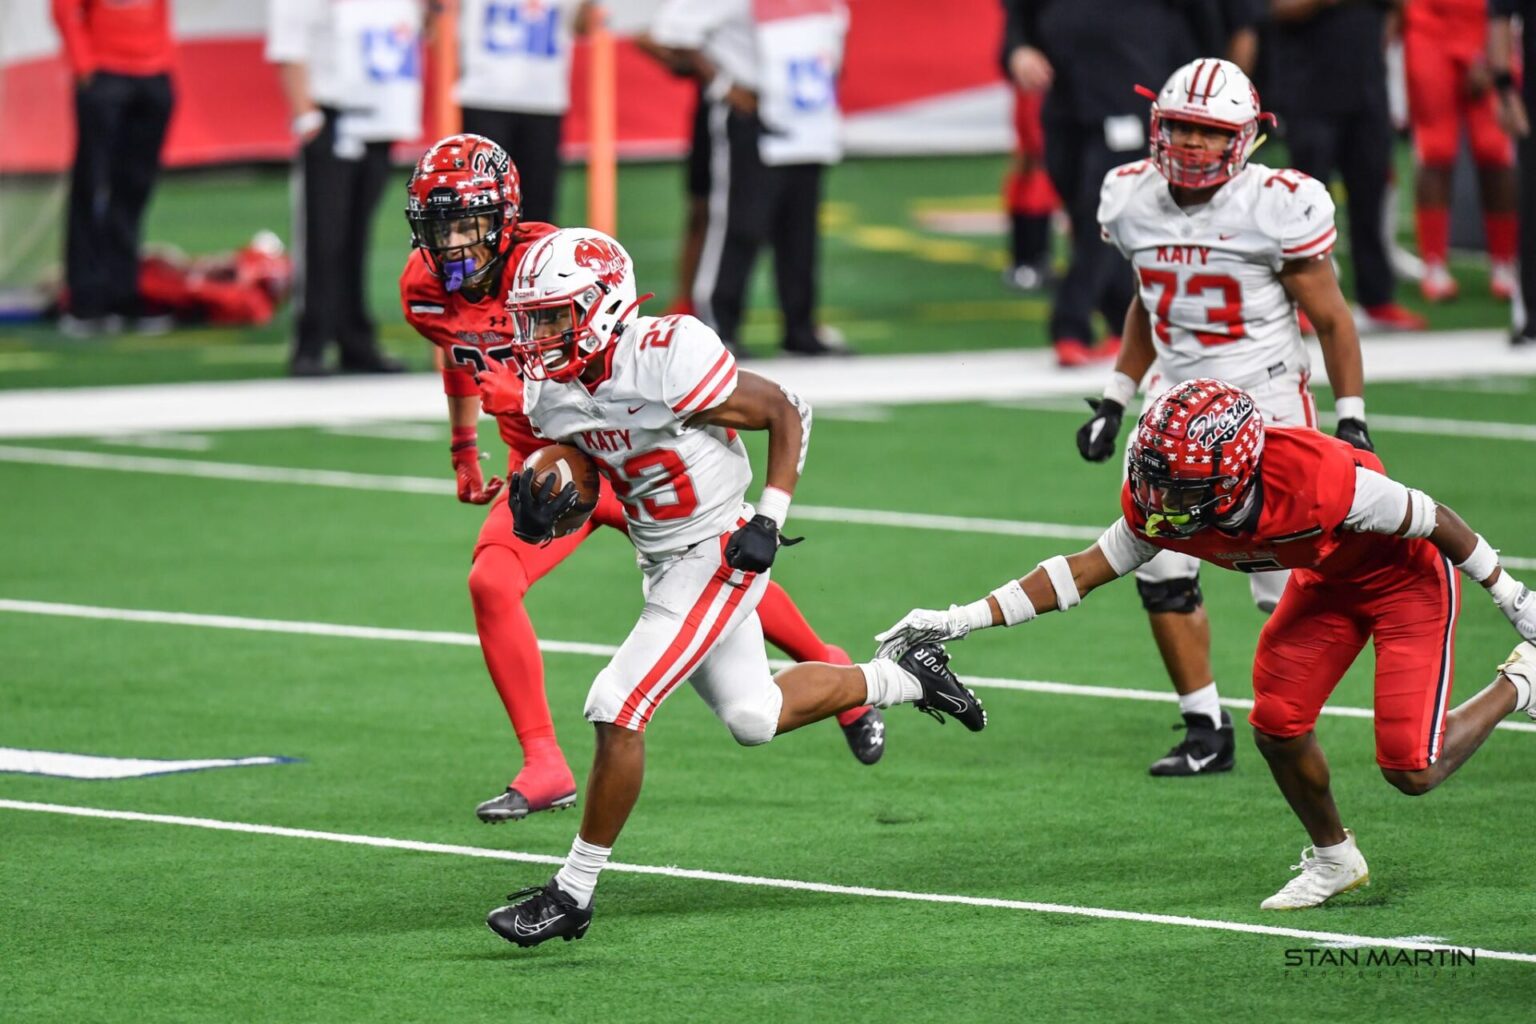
[4,375,1536,1021]
[0,144,1517,390]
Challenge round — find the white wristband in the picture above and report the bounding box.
[1103,371,1138,409]
[1456,535,1499,584]
[756,486,791,528]
[988,579,1037,626]
[1037,555,1081,611]
[953,599,996,633]
[1335,396,1366,422]
[292,109,325,137]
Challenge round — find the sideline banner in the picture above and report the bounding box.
[0,0,1009,172]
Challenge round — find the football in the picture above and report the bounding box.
[523,443,602,537]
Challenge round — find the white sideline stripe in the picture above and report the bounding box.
[1,798,1530,964]
[5,598,1535,735]
[4,444,1534,571]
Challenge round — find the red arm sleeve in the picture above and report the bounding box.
[51,0,96,77]
[442,365,479,397]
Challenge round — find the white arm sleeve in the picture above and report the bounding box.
[1343,467,1412,534]
[1097,518,1159,577]
[778,384,811,475]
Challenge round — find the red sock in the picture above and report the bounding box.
[757,582,870,728]
[467,546,566,775]
[1416,205,1450,263]
[1485,211,1518,263]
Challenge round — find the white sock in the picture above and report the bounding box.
[553,836,611,909]
[859,659,924,708]
[1177,682,1223,730]
[1312,831,1356,865]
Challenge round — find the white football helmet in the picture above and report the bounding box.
[505,227,646,382]
[1144,58,1270,189]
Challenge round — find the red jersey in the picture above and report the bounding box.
[399,221,558,460]
[52,0,174,77]
[1121,428,1435,587]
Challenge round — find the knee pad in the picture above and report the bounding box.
[715,693,780,749]
[1136,576,1204,614]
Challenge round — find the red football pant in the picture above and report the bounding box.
[468,477,864,770]
[1404,30,1514,169]
[1250,550,1461,772]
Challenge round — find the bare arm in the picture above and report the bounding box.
[1488,14,1530,137]
[974,545,1123,626]
[1227,26,1259,75]
[1269,0,1334,24]
[690,370,804,495]
[276,62,323,143]
[1112,295,1157,385]
[447,393,481,433]
[1280,255,1363,403]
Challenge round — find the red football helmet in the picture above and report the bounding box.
[405,134,522,292]
[1143,58,1271,189]
[1128,379,1265,538]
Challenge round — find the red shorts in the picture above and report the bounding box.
[1249,549,1461,771]
[1404,28,1514,168]
[472,470,628,574]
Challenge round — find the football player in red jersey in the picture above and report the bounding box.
[400,135,884,823]
[879,379,1536,909]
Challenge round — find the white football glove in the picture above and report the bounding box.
[1496,578,1536,641]
[874,606,971,661]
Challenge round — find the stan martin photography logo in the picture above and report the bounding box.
[1283,946,1476,974]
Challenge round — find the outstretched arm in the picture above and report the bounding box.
[875,520,1154,660]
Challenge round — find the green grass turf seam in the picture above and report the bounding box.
[5,598,1535,738]
[2,444,1534,571]
[3,797,1533,964]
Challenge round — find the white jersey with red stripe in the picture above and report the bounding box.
[521,313,749,560]
[1098,160,1336,391]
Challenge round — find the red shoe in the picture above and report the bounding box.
[1091,335,1122,361]
[1054,338,1095,367]
[1419,262,1459,303]
[1296,310,1316,335]
[1360,303,1428,332]
[477,759,579,822]
[1490,262,1517,301]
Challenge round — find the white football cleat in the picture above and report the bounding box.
[1260,829,1369,910]
[1498,641,1536,720]
[1490,261,1517,301]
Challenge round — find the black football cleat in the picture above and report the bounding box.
[475,786,578,823]
[840,707,886,765]
[901,643,987,731]
[486,879,593,948]
[1148,710,1235,776]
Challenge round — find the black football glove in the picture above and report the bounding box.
[724,514,802,573]
[1076,397,1126,462]
[509,466,589,544]
[1334,418,1374,453]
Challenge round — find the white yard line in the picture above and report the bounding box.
[0,797,1529,963]
[4,444,1533,571]
[1,333,1532,439]
[5,598,1534,735]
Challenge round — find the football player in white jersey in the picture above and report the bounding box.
[480,228,987,947]
[1074,58,1375,777]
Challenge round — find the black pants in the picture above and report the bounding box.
[1282,105,1395,308]
[65,72,174,319]
[1517,83,1536,339]
[692,101,825,351]
[292,110,393,367]
[461,108,563,224]
[1043,116,1137,343]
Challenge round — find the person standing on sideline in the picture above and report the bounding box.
[267,0,428,377]
[1490,0,1534,346]
[52,0,175,338]
[1267,0,1426,332]
[456,0,595,224]
[643,0,851,358]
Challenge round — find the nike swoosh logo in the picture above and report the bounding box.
[1186,752,1218,772]
[627,404,645,414]
[937,691,969,714]
[513,912,563,937]
[1218,233,1237,240]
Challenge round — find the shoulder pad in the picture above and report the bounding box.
[1098,160,1156,231]
[1252,169,1337,259]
